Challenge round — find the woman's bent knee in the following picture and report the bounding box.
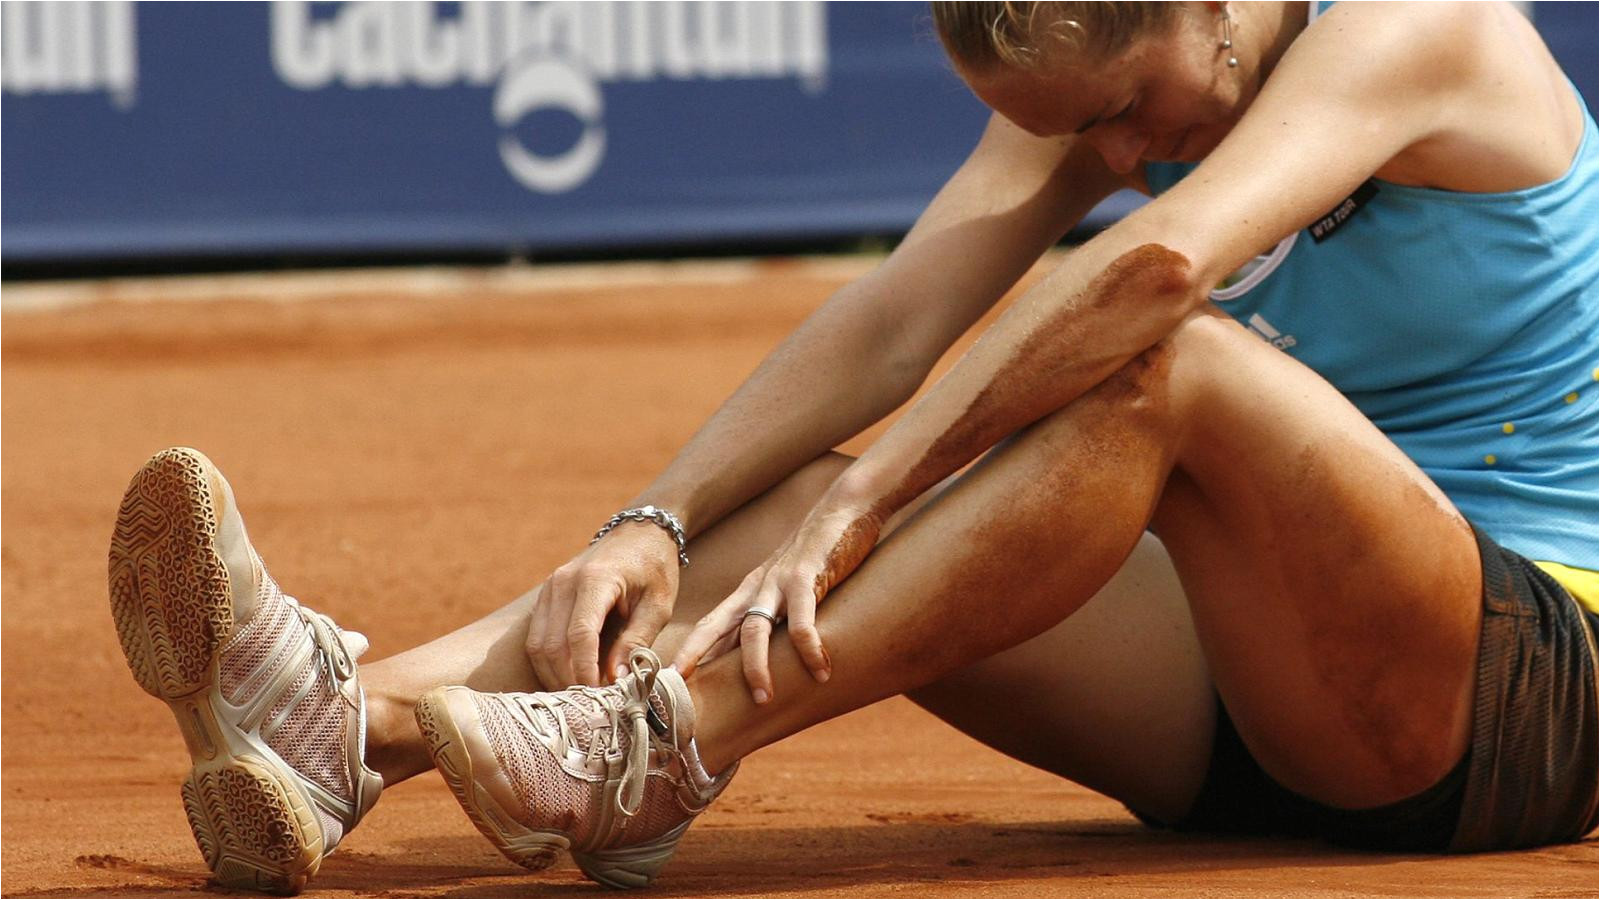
[1071,312,1246,426]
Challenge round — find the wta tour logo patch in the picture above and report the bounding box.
[1308,179,1379,243]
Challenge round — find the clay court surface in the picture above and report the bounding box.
[3,260,1595,898]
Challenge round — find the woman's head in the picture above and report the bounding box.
[933,2,1270,174]
[933,2,1178,71]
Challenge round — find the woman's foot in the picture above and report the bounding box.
[415,648,735,889]
[108,448,382,894]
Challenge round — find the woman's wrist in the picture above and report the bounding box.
[823,458,898,523]
[594,505,691,566]
[624,480,703,538]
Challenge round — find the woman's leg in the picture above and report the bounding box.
[908,532,1215,824]
[361,454,852,784]
[686,312,1480,811]
[365,456,1217,825]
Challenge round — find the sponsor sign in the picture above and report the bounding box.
[2,1,987,261]
[3,2,1595,263]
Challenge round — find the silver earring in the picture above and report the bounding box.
[1221,9,1238,67]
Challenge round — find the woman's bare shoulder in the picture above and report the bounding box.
[1293,2,1581,191]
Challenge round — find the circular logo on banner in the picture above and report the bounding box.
[266,2,833,196]
[494,56,606,194]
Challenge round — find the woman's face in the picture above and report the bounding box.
[960,11,1249,175]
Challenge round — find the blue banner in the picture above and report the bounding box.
[2,2,1595,264]
[2,1,995,261]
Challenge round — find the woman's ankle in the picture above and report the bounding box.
[362,686,433,785]
[686,661,767,774]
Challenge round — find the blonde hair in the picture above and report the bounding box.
[932,2,1179,70]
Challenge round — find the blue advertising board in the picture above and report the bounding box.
[2,1,993,262]
[2,2,1596,264]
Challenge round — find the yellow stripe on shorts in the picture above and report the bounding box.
[1534,560,1599,615]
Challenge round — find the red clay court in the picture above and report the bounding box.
[2,262,1594,898]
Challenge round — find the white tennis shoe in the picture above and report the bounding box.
[108,448,382,894]
[415,648,735,889]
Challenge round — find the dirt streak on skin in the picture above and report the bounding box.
[1290,445,1480,794]
[814,512,885,603]
[869,343,1179,679]
[808,246,1190,607]
[882,244,1192,517]
[1145,316,1479,802]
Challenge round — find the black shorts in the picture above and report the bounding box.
[1142,524,1598,852]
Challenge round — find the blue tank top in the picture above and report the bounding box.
[1144,92,1600,570]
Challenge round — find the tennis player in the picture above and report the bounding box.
[110,2,1596,891]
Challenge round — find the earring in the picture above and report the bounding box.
[1221,8,1238,67]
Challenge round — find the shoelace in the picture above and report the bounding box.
[275,579,356,683]
[517,647,677,817]
[247,579,365,810]
[296,602,356,682]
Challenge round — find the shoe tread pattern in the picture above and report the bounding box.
[109,448,233,699]
[182,759,321,895]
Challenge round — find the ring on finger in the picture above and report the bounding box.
[743,607,781,626]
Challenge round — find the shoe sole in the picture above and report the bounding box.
[572,821,691,890]
[414,688,687,889]
[109,448,322,895]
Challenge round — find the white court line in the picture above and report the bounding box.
[0,255,889,315]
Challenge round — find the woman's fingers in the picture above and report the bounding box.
[532,573,580,689]
[525,580,558,691]
[674,569,757,675]
[784,578,831,683]
[606,583,675,679]
[738,579,784,704]
[673,563,835,699]
[672,609,736,678]
[672,609,738,677]
[672,538,841,699]
[569,573,623,685]
[546,571,580,687]
[704,625,742,666]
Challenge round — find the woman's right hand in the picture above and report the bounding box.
[525,522,682,689]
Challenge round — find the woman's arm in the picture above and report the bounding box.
[678,1,1491,692]
[537,113,1126,687]
[633,115,1124,536]
[844,2,1504,515]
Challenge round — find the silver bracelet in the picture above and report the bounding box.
[591,505,690,567]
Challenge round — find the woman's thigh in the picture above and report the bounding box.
[908,532,1215,823]
[1152,314,1482,810]
[662,460,1217,821]
[672,314,1480,815]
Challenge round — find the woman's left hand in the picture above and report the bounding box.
[672,500,883,702]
